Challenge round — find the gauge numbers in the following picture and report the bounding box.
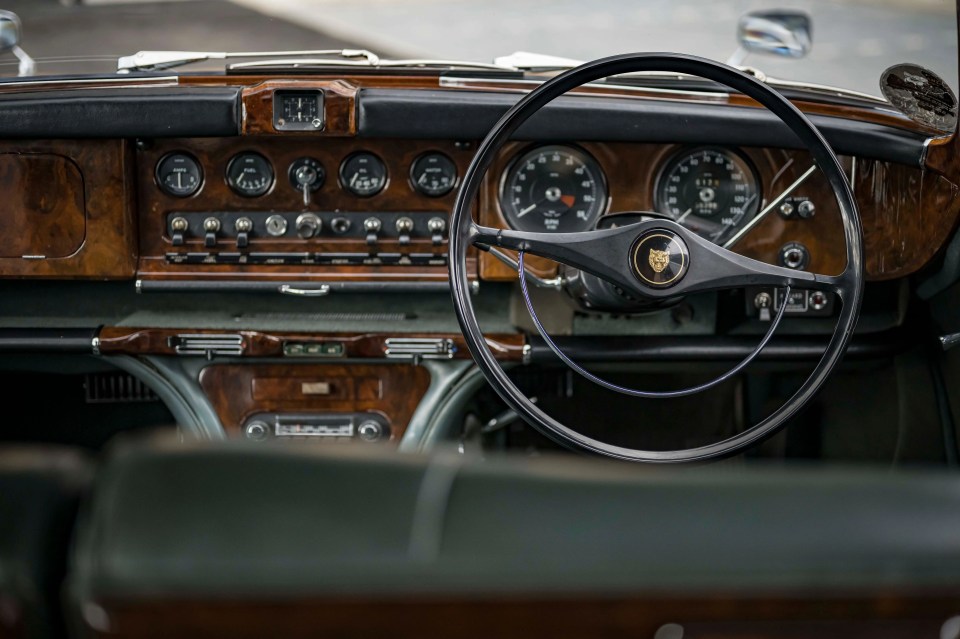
[410,152,458,197]
[655,147,760,244]
[340,152,388,197]
[156,152,203,197]
[226,152,274,197]
[500,145,607,233]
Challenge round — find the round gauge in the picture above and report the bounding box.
[410,152,458,197]
[654,147,761,244]
[499,145,607,233]
[339,152,387,197]
[155,152,203,197]
[226,152,274,197]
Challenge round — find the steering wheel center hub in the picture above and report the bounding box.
[631,229,689,288]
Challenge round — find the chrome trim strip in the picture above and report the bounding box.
[0,75,179,90]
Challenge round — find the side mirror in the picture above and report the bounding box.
[727,11,812,66]
[0,11,34,76]
[0,11,22,53]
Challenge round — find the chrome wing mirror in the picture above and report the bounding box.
[726,10,812,67]
[0,11,35,77]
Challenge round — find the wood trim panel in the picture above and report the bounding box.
[88,590,960,639]
[96,327,526,361]
[0,139,136,279]
[241,79,358,136]
[198,363,431,439]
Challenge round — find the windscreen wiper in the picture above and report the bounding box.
[117,49,509,73]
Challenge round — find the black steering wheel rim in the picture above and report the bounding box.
[449,53,864,463]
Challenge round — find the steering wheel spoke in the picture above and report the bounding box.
[470,221,640,294]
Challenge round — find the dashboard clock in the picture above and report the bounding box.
[226,152,274,197]
[273,90,324,131]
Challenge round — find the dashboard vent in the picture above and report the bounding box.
[169,334,244,358]
[384,337,455,360]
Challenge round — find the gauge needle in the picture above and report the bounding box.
[517,203,538,218]
[675,208,693,224]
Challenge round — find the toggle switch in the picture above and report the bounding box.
[234,216,253,248]
[170,216,189,246]
[396,216,414,246]
[202,217,221,248]
[427,216,446,246]
[364,217,382,249]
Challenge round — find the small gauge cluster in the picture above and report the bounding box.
[154,150,459,200]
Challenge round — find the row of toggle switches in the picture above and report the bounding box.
[168,211,448,249]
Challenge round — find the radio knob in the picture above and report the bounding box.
[357,420,383,442]
[245,421,270,441]
[295,213,321,239]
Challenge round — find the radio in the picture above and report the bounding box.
[242,412,390,443]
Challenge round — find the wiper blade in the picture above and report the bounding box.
[228,58,510,72]
[116,49,382,73]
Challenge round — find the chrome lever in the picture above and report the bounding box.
[278,284,331,297]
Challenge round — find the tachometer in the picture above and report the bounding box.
[654,147,760,244]
[499,145,607,233]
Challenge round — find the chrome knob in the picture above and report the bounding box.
[798,200,816,218]
[295,213,321,239]
[245,421,269,441]
[202,217,221,233]
[170,216,189,232]
[427,217,446,234]
[330,217,351,234]
[357,421,383,442]
[363,217,382,233]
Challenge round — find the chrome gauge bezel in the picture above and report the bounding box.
[409,151,459,197]
[653,146,762,244]
[498,143,609,233]
[339,151,388,198]
[225,152,275,198]
[155,151,204,198]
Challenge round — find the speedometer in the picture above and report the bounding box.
[499,145,607,233]
[654,147,761,244]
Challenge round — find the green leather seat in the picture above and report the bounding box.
[68,438,960,601]
[0,447,91,639]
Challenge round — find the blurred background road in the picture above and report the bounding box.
[0,0,957,97]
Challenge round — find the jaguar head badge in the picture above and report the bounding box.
[648,248,671,274]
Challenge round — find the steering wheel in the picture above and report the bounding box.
[449,53,863,463]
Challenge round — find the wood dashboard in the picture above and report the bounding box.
[0,73,956,286]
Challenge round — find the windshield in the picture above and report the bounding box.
[1,0,956,98]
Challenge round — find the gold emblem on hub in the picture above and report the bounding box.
[648,248,671,274]
[631,230,688,288]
